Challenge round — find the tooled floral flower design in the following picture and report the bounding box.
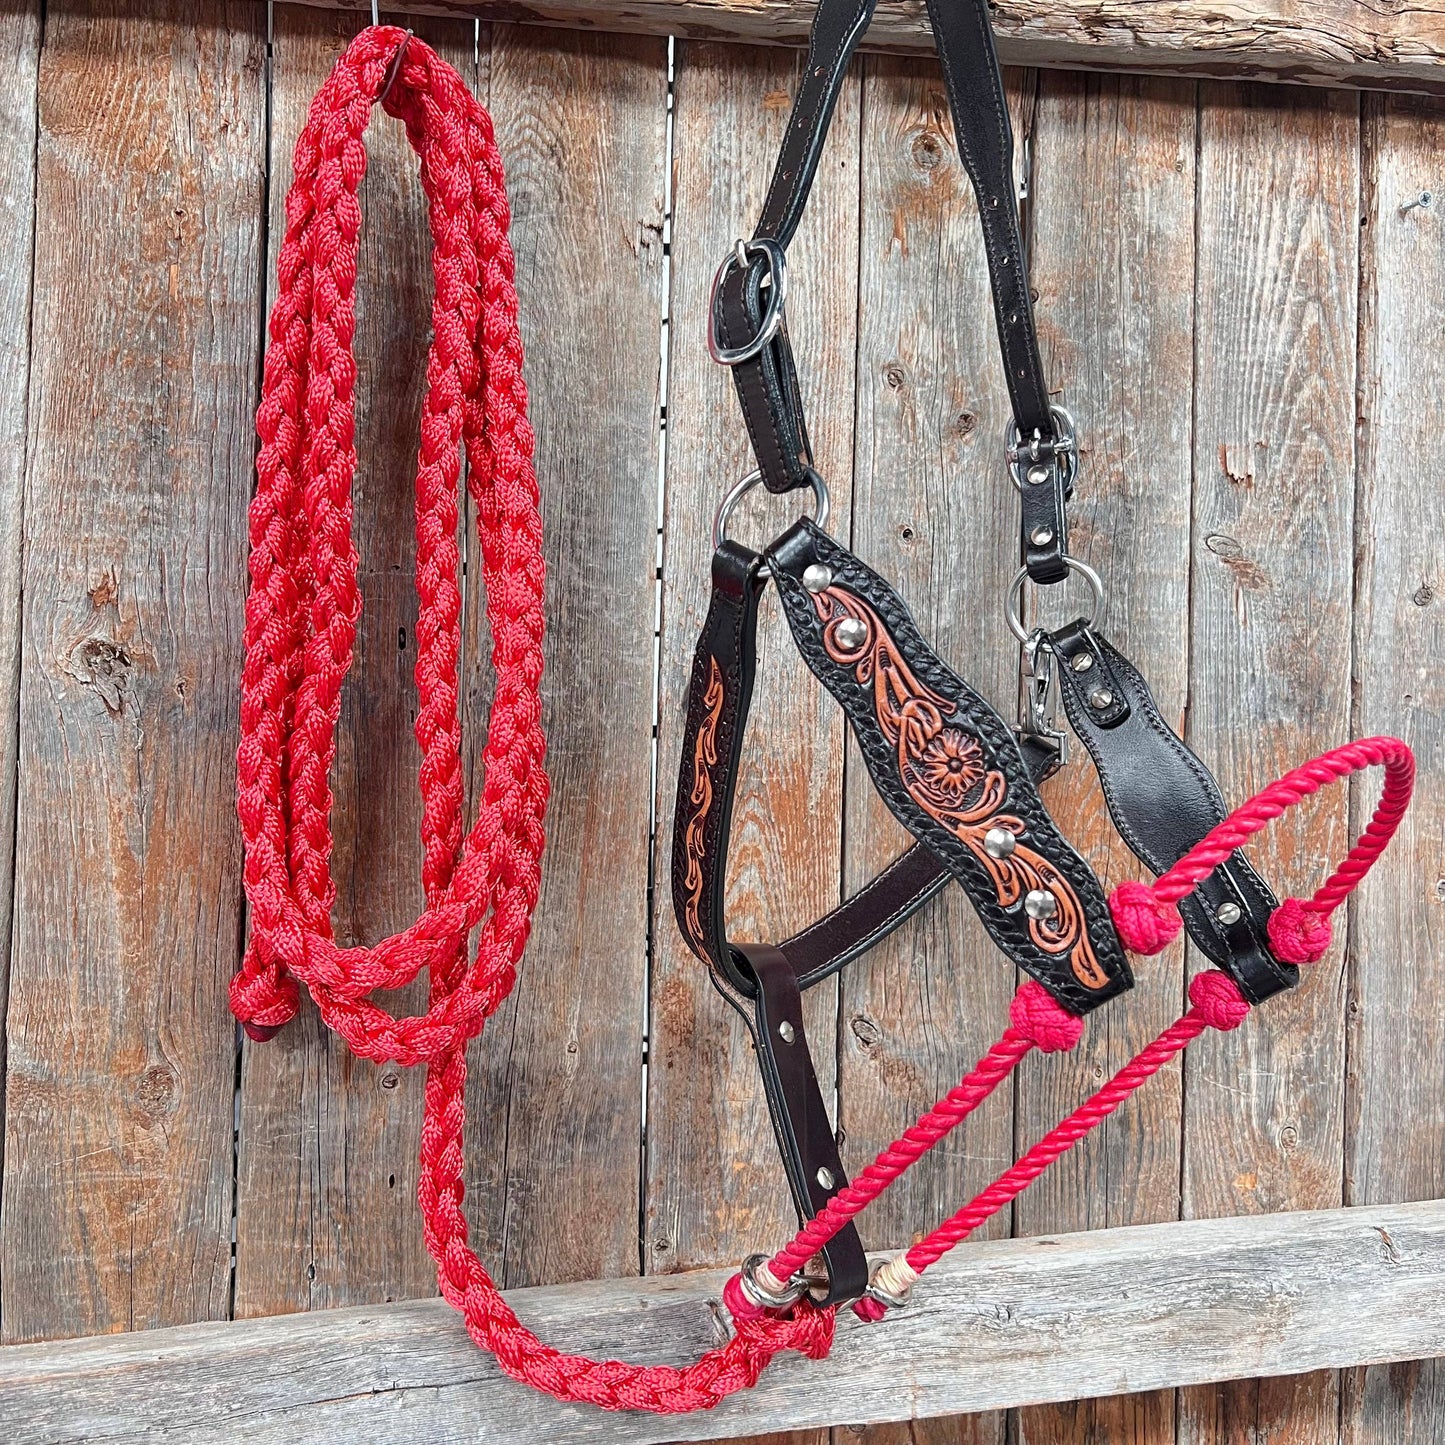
[915,728,984,803]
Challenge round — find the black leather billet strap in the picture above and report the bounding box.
[768,519,1132,1016]
[919,0,1051,440]
[1048,620,1297,1005]
[715,271,814,495]
[739,943,868,1305]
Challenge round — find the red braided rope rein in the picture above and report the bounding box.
[234,30,1416,1416]
[234,29,837,1414]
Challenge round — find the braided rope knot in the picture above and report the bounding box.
[1108,879,1183,956]
[1268,896,1333,964]
[1008,980,1084,1052]
[1188,970,1251,1031]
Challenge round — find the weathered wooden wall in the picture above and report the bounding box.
[0,3,1441,1441]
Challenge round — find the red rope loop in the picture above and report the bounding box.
[233,27,547,1065]
[1109,737,1414,957]
[235,28,841,1415]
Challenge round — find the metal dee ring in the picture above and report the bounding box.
[1004,403,1078,493]
[1006,555,1105,644]
[713,468,830,552]
[707,238,788,367]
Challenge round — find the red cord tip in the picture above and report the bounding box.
[1268,897,1333,964]
[242,1020,283,1042]
[1109,880,1183,955]
[851,1295,888,1323]
[722,1273,767,1324]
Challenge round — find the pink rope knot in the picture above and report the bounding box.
[1268,896,1333,964]
[851,1294,888,1324]
[1109,880,1183,956]
[1188,970,1250,1031]
[1009,980,1084,1052]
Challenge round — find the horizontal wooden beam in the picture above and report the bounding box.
[320,0,1445,94]
[4,1201,1445,1441]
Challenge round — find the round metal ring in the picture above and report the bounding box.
[1006,554,1105,644]
[707,238,789,367]
[712,468,830,552]
[1003,403,1077,493]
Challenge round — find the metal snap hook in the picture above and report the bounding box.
[712,468,829,552]
[1006,554,1105,643]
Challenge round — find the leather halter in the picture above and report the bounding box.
[673,0,1294,1307]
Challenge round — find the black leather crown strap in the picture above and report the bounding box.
[1047,620,1297,1004]
[767,519,1132,1018]
[713,0,1062,543]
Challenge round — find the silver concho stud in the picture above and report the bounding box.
[1216,901,1243,926]
[1024,888,1059,921]
[835,617,868,652]
[816,1166,836,1191]
[1088,687,1114,711]
[984,826,1017,859]
[802,562,834,594]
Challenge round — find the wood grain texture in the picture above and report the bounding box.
[459,24,667,1291]
[1340,89,1445,1445]
[0,0,264,1342]
[647,38,859,1305]
[1177,79,1361,1445]
[3,1201,1444,1441]
[291,0,1445,97]
[836,59,1043,1445]
[1013,67,1198,1445]
[234,3,477,1324]
[0,0,39,1130]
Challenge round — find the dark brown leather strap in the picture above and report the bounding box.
[738,943,867,1305]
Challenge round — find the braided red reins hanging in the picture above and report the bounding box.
[234,28,1415,1415]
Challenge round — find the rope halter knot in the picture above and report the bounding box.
[1107,736,1415,970]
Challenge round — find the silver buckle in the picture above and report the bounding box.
[1004,403,1078,493]
[707,238,788,366]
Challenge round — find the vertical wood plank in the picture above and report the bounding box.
[461,25,667,1291]
[1340,90,1445,1445]
[649,50,856,1445]
[1012,68,1198,1445]
[0,0,39,1126]
[234,6,475,1320]
[0,0,263,1342]
[835,59,1044,1445]
[1177,79,1360,1445]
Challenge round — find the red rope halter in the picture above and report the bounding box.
[234,29,1415,1415]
